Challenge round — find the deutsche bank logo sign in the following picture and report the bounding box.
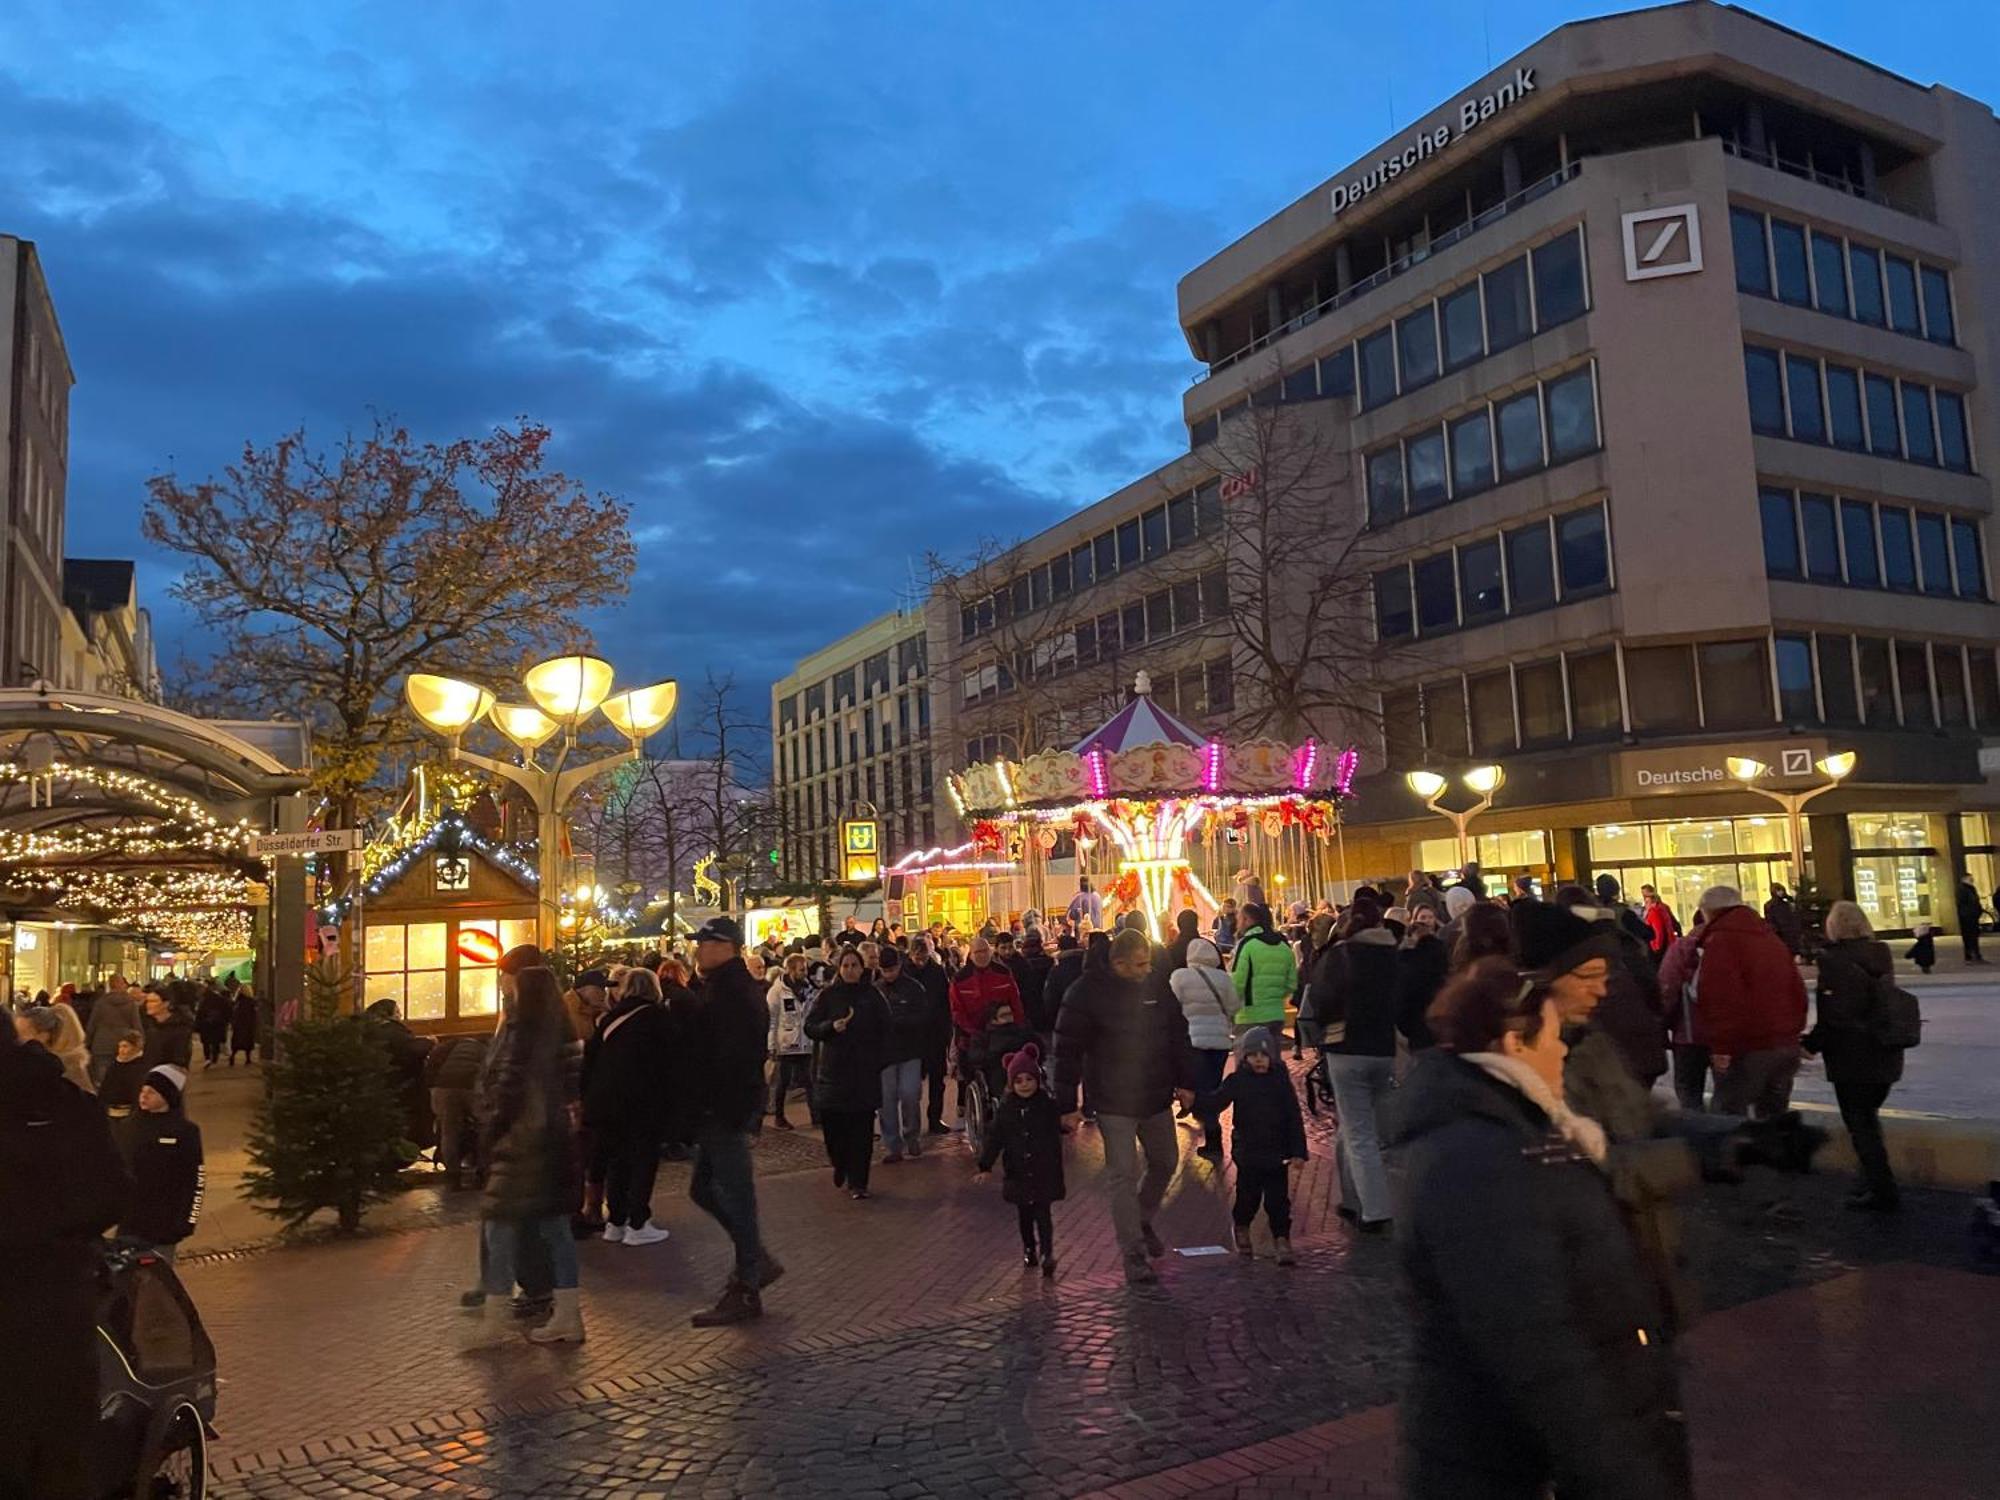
[1780,748,1813,776]
[1621,204,1703,281]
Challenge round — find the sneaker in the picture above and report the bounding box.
[690,1281,763,1328]
[1233,1226,1253,1258]
[850,1189,871,1200]
[1140,1222,1166,1258]
[1273,1237,1297,1267]
[1122,1251,1157,1285]
[927,1123,951,1137]
[602,1223,627,1244]
[623,1222,671,1247]
[1022,1246,1039,1268]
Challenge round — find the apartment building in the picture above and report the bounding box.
[770,610,935,883]
[1173,0,2000,932]
[0,236,72,686]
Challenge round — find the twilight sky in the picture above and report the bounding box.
[6,0,1996,721]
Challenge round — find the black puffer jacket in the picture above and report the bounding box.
[689,958,771,1133]
[1395,934,1450,1051]
[1392,1050,1689,1500]
[143,1009,195,1071]
[804,979,890,1112]
[1810,938,1903,1086]
[976,1088,1066,1204]
[1306,929,1401,1057]
[908,957,954,1055]
[875,972,931,1067]
[1050,969,1197,1118]
[1206,1062,1307,1169]
[581,993,675,1133]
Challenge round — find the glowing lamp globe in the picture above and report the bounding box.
[1463,764,1505,796]
[601,681,679,740]
[406,674,496,736]
[488,702,560,754]
[1816,751,1857,780]
[523,654,615,726]
[1405,770,1447,801]
[1726,756,1769,782]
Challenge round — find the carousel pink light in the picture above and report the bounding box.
[1335,744,1361,796]
[1201,739,1225,793]
[1292,739,1319,793]
[1085,747,1110,798]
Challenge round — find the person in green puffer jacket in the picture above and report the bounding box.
[1229,903,1298,1033]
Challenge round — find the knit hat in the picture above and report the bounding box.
[1186,937,1221,968]
[1004,1041,1042,1083]
[144,1064,187,1111]
[1235,1025,1281,1066]
[1442,886,1478,921]
[1511,899,1617,977]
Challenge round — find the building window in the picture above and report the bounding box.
[1485,255,1532,352]
[1516,657,1567,745]
[1744,347,1785,436]
[1785,356,1824,443]
[1544,366,1598,462]
[1449,408,1495,495]
[1626,644,1699,732]
[1951,518,1985,599]
[1145,589,1172,640]
[1825,365,1865,451]
[1496,389,1544,479]
[1916,512,1953,596]
[1167,492,1196,548]
[1533,228,1587,327]
[1760,489,1800,579]
[1282,363,1318,402]
[1731,207,1769,296]
[1771,218,1811,306]
[1414,553,1458,634]
[1818,634,1859,724]
[1863,373,1900,458]
[1359,326,1397,409]
[1698,639,1772,729]
[1810,231,1848,317]
[1876,507,1916,592]
[1969,648,2000,728]
[1884,255,1921,336]
[1556,507,1610,597]
[1375,566,1414,639]
[1073,541,1096,589]
[1468,670,1515,755]
[1397,306,1440,391]
[1901,383,1937,465]
[1840,499,1879,586]
[1320,345,1355,401]
[1799,493,1839,582]
[1936,392,1971,472]
[1407,429,1448,511]
[1094,531,1116,579]
[1896,641,1935,726]
[1776,634,1817,721]
[1849,244,1885,326]
[1366,446,1405,525]
[1459,538,1504,623]
[1122,601,1146,648]
[1440,282,1484,370]
[1207,656,1234,713]
[1568,649,1622,739]
[1920,265,1955,345]
[1423,679,1468,756]
[1201,567,1230,619]
[1857,637,1896,724]
[1506,521,1555,611]
[1142,506,1168,560]
[1188,414,1218,449]
[1936,644,1970,728]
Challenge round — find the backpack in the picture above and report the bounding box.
[1868,971,1923,1049]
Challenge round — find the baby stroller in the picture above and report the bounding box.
[93,1240,218,1500]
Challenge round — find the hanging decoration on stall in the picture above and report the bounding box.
[944,673,1350,939]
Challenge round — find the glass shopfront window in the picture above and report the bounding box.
[1848,812,1943,934]
[1962,814,1999,920]
[1416,829,1550,875]
[1586,817,1806,911]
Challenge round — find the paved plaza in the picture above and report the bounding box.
[177,1049,1999,1500]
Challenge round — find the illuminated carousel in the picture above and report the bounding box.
[945,673,1356,939]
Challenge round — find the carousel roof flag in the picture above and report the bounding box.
[946,673,1353,940]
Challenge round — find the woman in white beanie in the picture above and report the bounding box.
[1171,938,1238,1159]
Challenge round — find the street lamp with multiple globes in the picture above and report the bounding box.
[1726,750,1856,889]
[1404,764,1506,868]
[405,657,677,947]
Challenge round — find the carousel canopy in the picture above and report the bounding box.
[1071,671,1204,756]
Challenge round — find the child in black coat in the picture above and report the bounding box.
[116,1065,206,1260]
[98,1031,149,1122]
[1204,1025,1308,1265]
[975,1042,1065,1276]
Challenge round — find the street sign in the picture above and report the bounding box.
[249,828,363,857]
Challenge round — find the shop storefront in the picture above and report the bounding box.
[1414,828,1552,896]
[1585,815,1802,919]
[360,843,537,1033]
[1845,811,1948,934]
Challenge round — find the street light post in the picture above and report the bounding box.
[1404,765,1506,869]
[1727,751,1856,890]
[406,659,677,950]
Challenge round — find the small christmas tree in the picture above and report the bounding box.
[243,958,414,1232]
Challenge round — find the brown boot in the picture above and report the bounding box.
[690,1280,763,1328]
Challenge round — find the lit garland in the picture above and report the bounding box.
[321,813,539,922]
[0,761,256,863]
[144,909,253,953]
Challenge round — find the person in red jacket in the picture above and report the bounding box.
[1691,885,1807,1119]
[1639,884,1680,959]
[949,937,1021,1037]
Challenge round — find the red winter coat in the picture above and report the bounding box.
[949,962,1022,1036]
[1692,905,1806,1055]
[1642,901,1679,957]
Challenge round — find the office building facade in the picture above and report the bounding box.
[0,236,73,687]
[1170,0,2000,932]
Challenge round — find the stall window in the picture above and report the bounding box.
[364,921,447,1022]
[1450,408,1495,496]
[457,919,536,1017]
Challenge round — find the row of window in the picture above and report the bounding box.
[785,636,928,726]
[1187,225,1590,446]
[786,753,938,829]
[1758,487,1986,600]
[1375,502,1613,640]
[1743,344,1972,472]
[1367,363,1601,527]
[1730,206,1955,345]
[963,570,1232,702]
[780,688,932,782]
[1775,632,2000,732]
[959,488,1223,643]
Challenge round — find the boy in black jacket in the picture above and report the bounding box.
[1205,1026,1308,1265]
[975,1043,1065,1276]
[117,1065,205,1260]
[97,1031,149,1123]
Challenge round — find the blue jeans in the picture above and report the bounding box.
[879,1057,924,1154]
[690,1123,767,1285]
[1328,1053,1395,1224]
[480,1215,577,1295]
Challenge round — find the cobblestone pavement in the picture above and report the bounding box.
[190,1063,1997,1498]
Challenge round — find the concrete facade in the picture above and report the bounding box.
[0,236,72,687]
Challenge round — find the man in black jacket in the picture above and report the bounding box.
[1053,929,1198,1284]
[1013,930,1056,1034]
[582,974,675,1243]
[686,917,782,1326]
[908,937,955,1135]
[116,1065,205,1259]
[874,945,930,1161]
[1,1025,127,1500]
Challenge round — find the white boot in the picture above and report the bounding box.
[526,1287,585,1345]
[457,1300,515,1352]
